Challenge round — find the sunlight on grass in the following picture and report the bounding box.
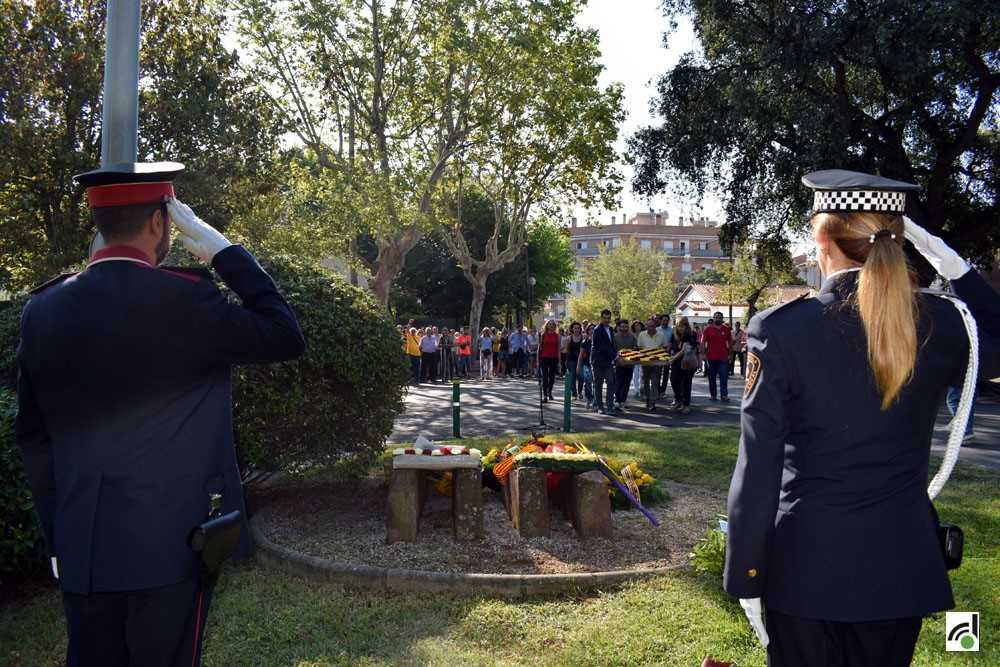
[2,428,997,666]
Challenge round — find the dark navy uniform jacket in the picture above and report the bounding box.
[16,244,305,595]
[723,269,1000,622]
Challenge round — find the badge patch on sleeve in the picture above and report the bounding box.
[744,352,762,397]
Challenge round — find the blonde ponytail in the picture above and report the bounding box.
[813,212,918,410]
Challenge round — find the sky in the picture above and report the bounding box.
[574,0,724,226]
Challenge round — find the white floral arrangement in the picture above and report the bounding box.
[392,446,482,457]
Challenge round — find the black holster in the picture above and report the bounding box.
[938,522,963,570]
[189,510,242,590]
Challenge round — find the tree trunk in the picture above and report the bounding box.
[746,286,766,320]
[371,228,420,307]
[468,276,488,364]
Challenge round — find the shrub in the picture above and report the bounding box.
[0,256,410,481]
[689,522,727,583]
[228,255,409,475]
[0,296,26,391]
[0,387,47,576]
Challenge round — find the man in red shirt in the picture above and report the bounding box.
[701,311,733,401]
[455,326,472,377]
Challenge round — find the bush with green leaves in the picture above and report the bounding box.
[230,255,409,474]
[689,522,727,583]
[0,296,26,392]
[0,387,47,576]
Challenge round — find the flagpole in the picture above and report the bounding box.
[100,0,141,167]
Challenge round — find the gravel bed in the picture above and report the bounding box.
[251,476,725,575]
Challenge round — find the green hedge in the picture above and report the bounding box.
[230,255,409,473]
[0,387,46,577]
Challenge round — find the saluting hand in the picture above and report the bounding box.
[166,198,232,264]
[903,217,970,281]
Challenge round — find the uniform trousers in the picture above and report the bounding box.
[766,609,921,667]
[63,577,211,667]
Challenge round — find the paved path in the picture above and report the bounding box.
[390,374,1000,471]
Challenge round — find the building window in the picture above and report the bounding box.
[679,241,686,251]
[612,238,621,248]
[640,239,651,249]
[700,241,709,251]
[664,240,674,250]
[682,262,692,273]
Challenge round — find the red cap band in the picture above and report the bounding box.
[86,182,175,209]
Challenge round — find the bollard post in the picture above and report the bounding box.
[563,371,572,432]
[452,379,461,439]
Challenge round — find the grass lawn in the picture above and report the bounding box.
[2,427,997,666]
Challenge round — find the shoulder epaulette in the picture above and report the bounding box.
[917,287,955,299]
[29,272,78,296]
[158,265,214,283]
[755,291,812,320]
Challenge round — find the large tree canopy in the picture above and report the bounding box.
[568,240,675,323]
[628,0,1000,269]
[0,0,284,292]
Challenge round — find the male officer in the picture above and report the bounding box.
[16,162,305,666]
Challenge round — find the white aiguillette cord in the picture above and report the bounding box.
[920,288,979,499]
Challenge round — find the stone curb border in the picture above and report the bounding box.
[250,518,682,598]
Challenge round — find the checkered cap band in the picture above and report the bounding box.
[813,189,906,213]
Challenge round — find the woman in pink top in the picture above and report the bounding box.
[537,319,561,401]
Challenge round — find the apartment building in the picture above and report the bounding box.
[543,210,728,320]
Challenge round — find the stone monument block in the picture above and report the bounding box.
[452,468,483,540]
[511,467,549,538]
[386,468,424,543]
[571,471,612,539]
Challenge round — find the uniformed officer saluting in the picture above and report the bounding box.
[15,162,305,666]
[724,170,1000,666]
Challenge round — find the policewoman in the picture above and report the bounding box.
[15,162,306,666]
[723,170,1000,666]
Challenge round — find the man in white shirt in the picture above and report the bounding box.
[637,317,667,411]
[419,326,440,382]
[657,314,673,396]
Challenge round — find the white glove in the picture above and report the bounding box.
[739,597,769,649]
[903,216,970,281]
[166,198,232,263]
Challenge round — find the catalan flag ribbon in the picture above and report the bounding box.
[617,348,671,365]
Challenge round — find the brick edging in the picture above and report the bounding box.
[250,517,681,598]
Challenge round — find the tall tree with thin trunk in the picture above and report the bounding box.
[437,0,623,345]
[233,0,543,306]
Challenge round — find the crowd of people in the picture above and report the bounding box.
[399,311,749,417]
